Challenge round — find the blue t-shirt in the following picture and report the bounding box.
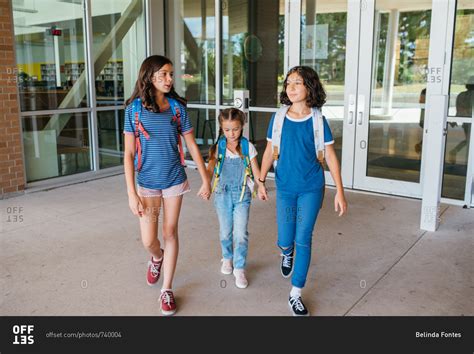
[124,101,193,189]
[266,113,334,193]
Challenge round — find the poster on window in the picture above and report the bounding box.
[303,24,328,60]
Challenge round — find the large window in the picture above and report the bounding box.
[13,0,146,182]
[184,107,215,161]
[14,1,88,111]
[165,0,216,104]
[301,0,347,164]
[92,0,146,107]
[22,113,91,182]
[92,0,146,169]
[164,0,216,160]
[222,0,285,107]
[367,6,431,183]
[442,5,474,200]
[97,109,125,169]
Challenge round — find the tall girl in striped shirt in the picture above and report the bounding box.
[124,55,211,316]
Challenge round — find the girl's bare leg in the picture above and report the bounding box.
[161,195,183,290]
[138,196,163,260]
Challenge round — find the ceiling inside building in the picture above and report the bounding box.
[12,0,132,35]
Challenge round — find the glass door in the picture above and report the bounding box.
[442,2,474,204]
[165,0,465,202]
[221,0,286,162]
[165,0,285,163]
[165,0,216,160]
[353,0,434,197]
[301,0,350,186]
[300,0,377,189]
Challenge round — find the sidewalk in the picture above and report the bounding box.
[1,169,472,316]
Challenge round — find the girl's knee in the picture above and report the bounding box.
[142,237,160,250]
[163,234,178,242]
[295,241,312,255]
[233,230,248,244]
[162,224,177,237]
[162,228,178,242]
[295,229,314,247]
[219,229,233,241]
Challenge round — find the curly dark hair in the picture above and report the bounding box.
[125,55,186,111]
[279,66,326,108]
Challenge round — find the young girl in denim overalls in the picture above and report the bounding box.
[207,108,263,288]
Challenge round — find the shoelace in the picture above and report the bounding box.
[290,296,305,312]
[161,291,175,305]
[149,260,161,277]
[281,253,293,268]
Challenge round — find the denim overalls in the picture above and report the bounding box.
[213,154,252,270]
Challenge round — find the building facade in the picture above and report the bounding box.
[1,0,473,214]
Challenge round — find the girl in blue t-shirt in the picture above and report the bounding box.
[123,55,211,316]
[258,66,347,316]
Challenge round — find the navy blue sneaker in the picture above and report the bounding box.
[280,249,294,278]
[288,295,309,316]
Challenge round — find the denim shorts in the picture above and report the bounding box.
[137,180,190,198]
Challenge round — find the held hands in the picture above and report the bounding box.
[334,191,347,217]
[128,193,144,217]
[258,183,268,201]
[197,181,211,200]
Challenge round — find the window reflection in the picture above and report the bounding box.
[14,1,87,111]
[222,0,285,107]
[92,0,146,106]
[98,110,125,169]
[22,113,91,182]
[301,0,347,166]
[166,0,216,104]
[443,5,474,200]
[367,6,431,183]
[185,108,215,161]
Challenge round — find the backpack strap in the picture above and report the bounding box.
[312,107,326,165]
[241,137,249,162]
[239,136,255,201]
[132,98,150,172]
[240,137,253,178]
[271,105,290,168]
[168,97,186,166]
[211,136,227,193]
[271,105,326,168]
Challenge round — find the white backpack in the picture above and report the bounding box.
[271,105,326,168]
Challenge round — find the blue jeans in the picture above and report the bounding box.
[276,188,324,288]
[213,157,252,269]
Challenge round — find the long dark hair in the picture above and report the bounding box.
[208,108,246,161]
[279,66,326,108]
[126,55,186,111]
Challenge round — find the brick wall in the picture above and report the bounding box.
[0,0,25,197]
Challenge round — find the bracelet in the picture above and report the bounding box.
[258,178,266,184]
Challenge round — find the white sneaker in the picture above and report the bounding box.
[233,269,248,289]
[221,258,233,275]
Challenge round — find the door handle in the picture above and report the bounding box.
[357,94,365,125]
[348,94,356,125]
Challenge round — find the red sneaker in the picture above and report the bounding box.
[160,290,176,316]
[146,250,163,286]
